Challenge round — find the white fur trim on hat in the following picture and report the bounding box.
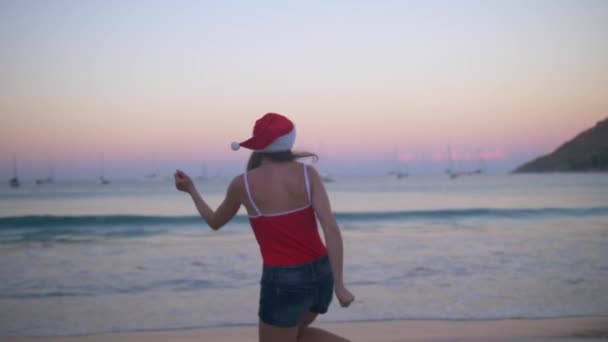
[261,128,296,152]
[231,142,241,151]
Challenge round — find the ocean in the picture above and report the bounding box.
[1,173,607,336]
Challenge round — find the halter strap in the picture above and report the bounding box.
[245,163,311,217]
[244,172,261,216]
[303,164,311,204]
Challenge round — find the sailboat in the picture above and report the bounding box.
[320,172,335,183]
[142,173,159,181]
[36,155,55,185]
[445,146,485,179]
[99,153,110,185]
[142,156,162,182]
[389,146,409,179]
[9,155,20,188]
[445,145,462,179]
[388,170,408,179]
[388,168,409,179]
[471,149,485,175]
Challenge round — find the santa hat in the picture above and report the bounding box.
[231,113,296,152]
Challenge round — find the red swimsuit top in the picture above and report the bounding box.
[245,164,327,267]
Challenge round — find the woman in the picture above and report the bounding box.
[175,113,354,342]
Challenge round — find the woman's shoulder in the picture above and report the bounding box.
[298,163,323,184]
[299,162,319,174]
[228,174,245,192]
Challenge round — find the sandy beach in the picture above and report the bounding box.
[4,317,607,342]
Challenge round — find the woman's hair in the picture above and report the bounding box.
[247,150,318,171]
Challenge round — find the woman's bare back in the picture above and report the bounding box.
[242,161,310,216]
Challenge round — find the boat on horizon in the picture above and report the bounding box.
[389,145,409,179]
[388,171,409,179]
[9,155,20,188]
[36,155,55,185]
[321,174,335,183]
[9,177,20,187]
[143,173,159,180]
[445,145,484,179]
[99,153,110,185]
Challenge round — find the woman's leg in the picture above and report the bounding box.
[296,312,351,342]
[259,320,298,342]
[298,311,318,331]
[258,312,350,342]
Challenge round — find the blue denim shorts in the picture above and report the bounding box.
[258,255,334,327]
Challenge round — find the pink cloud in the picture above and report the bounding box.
[398,152,415,162]
[479,148,508,160]
[432,151,445,161]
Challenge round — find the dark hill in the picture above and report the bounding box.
[513,117,608,173]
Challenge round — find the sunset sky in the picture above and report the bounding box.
[1,0,607,179]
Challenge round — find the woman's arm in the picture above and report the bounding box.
[175,170,241,230]
[308,166,355,307]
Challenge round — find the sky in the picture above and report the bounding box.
[1,0,607,179]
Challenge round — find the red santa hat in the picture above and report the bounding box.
[231,113,296,152]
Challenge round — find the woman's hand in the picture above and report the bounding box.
[174,170,195,194]
[335,285,355,308]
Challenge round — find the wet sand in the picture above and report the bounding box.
[4,316,608,341]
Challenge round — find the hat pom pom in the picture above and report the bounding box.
[231,142,241,151]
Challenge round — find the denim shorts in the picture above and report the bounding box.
[258,255,334,327]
